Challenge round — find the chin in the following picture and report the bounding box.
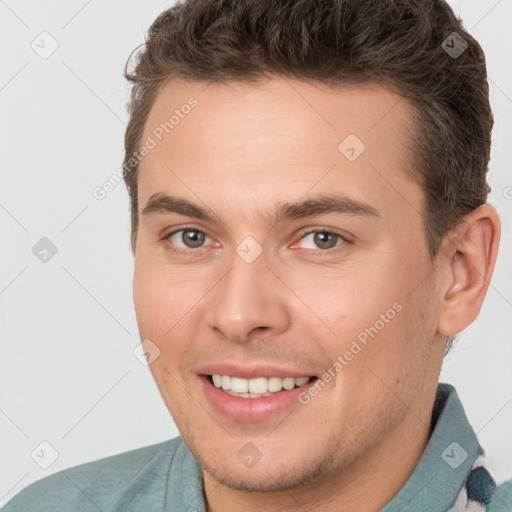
[203,462,325,493]
[187,434,338,493]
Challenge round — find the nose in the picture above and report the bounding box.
[204,248,291,344]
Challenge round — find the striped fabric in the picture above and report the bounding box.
[449,455,497,511]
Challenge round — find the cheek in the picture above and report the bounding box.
[133,257,183,341]
[133,266,191,401]
[133,256,212,359]
[285,258,424,395]
[287,263,404,340]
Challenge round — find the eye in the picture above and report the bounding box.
[164,228,213,251]
[296,229,349,251]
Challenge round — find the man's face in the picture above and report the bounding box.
[133,77,445,491]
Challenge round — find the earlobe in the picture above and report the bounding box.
[437,205,500,337]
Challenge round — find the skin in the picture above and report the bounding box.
[132,77,500,512]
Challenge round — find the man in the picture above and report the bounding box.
[3,0,511,510]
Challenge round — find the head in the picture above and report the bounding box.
[123,0,500,500]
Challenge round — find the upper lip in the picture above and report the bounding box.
[197,363,316,380]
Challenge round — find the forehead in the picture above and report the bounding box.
[137,77,423,222]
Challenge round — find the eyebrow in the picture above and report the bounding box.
[141,192,380,225]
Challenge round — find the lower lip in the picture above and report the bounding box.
[198,375,316,422]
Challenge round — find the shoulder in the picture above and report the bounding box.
[1,437,183,512]
[488,477,512,511]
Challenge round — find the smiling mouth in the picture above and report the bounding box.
[206,374,318,398]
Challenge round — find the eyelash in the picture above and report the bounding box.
[162,226,352,256]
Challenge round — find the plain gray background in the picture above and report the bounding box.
[1,0,511,505]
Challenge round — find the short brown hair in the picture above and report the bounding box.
[123,0,493,260]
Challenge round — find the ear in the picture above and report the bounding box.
[436,204,501,337]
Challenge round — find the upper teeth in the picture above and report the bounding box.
[211,375,310,393]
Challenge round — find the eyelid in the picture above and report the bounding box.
[163,225,206,238]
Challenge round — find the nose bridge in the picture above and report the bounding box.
[205,245,290,342]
